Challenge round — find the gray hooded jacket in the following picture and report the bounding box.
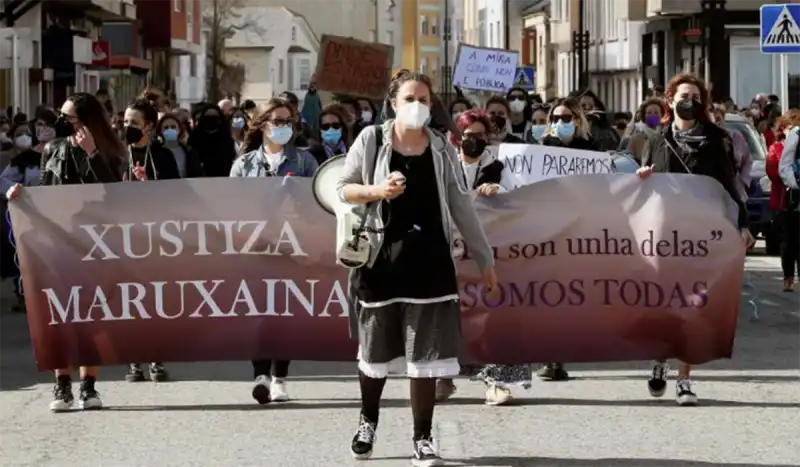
[335,119,494,272]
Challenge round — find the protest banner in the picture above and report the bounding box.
[10,175,744,370]
[314,35,393,99]
[451,44,519,93]
[498,143,614,188]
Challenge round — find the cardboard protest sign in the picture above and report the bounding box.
[314,35,393,99]
[11,175,744,370]
[497,143,614,188]
[451,44,519,93]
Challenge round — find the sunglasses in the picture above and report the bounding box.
[320,122,342,131]
[269,118,293,127]
[549,114,574,123]
[508,95,527,101]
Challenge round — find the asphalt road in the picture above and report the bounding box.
[0,252,798,467]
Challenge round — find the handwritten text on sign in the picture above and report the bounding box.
[452,44,519,93]
[314,35,393,99]
[497,143,613,188]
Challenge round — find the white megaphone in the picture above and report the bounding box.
[311,154,372,269]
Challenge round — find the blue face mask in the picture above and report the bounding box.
[269,126,293,145]
[530,124,547,141]
[162,129,179,141]
[232,117,245,129]
[322,128,342,145]
[553,121,576,139]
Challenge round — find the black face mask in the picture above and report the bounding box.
[461,137,488,158]
[675,99,702,121]
[492,115,507,132]
[201,117,220,133]
[54,117,75,138]
[124,126,144,145]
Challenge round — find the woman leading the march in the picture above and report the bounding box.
[637,73,752,406]
[6,93,125,411]
[231,97,318,404]
[336,71,497,466]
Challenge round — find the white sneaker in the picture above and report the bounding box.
[252,375,271,405]
[270,378,289,402]
[484,384,513,406]
[676,379,698,406]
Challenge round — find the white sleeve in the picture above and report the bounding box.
[779,128,799,189]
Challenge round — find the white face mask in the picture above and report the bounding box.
[15,135,32,149]
[509,100,526,113]
[394,101,430,129]
[361,111,373,123]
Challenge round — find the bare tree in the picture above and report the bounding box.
[203,0,267,102]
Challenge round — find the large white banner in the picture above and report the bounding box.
[497,143,614,188]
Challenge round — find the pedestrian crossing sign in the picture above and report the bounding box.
[761,4,800,54]
[513,66,535,90]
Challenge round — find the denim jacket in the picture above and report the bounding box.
[229,144,318,178]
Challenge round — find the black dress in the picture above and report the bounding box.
[353,146,457,304]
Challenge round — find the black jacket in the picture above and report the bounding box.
[174,142,204,178]
[641,122,748,228]
[39,138,121,185]
[541,135,598,151]
[128,141,181,180]
[308,142,348,166]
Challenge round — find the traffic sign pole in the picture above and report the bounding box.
[780,53,789,111]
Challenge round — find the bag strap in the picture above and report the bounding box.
[373,124,383,168]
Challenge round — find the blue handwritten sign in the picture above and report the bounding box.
[451,44,519,93]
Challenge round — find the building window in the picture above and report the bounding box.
[456,19,463,41]
[279,59,284,84]
[173,0,181,12]
[431,17,438,36]
[420,15,428,36]
[496,21,501,47]
[297,57,311,89]
[420,57,428,74]
[478,8,486,47]
[386,30,394,46]
[490,23,494,47]
[432,58,439,77]
[292,26,297,41]
[190,54,198,77]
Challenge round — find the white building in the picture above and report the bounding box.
[0,5,41,115]
[584,0,644,112]
[377,0,403,69]
[223,7,319,106]
[174,28,208,109]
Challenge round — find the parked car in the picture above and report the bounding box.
[723,113,780,254]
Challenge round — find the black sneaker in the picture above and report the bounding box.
[125,363,145,382]
[536,363,569,381]
[412,436,444,467]
[350,414,377,460]
[78,377,103,410]
[676,379,698,406]
[149,363,168,382]
[648,361,668,398]
[49,378,74,412]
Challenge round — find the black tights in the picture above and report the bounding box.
[781,211,800,279]
[359,370,437,440]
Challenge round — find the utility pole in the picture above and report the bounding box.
[209,0,220,103]
[577,0,585,91]
[442,0,450,100]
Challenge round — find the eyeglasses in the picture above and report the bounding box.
[549,114,574,123]
[269,118,293,127]
[59,112,78,122]
[320,122,342,131]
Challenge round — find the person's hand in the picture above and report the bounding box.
[476,183,500,197]
[373,171,405,200]
[132,162,147,181]
[740,228,755,249]
[636,165,654,180]
[483,267,499,299]
[74,127,97,154]
[5,183,21,201]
